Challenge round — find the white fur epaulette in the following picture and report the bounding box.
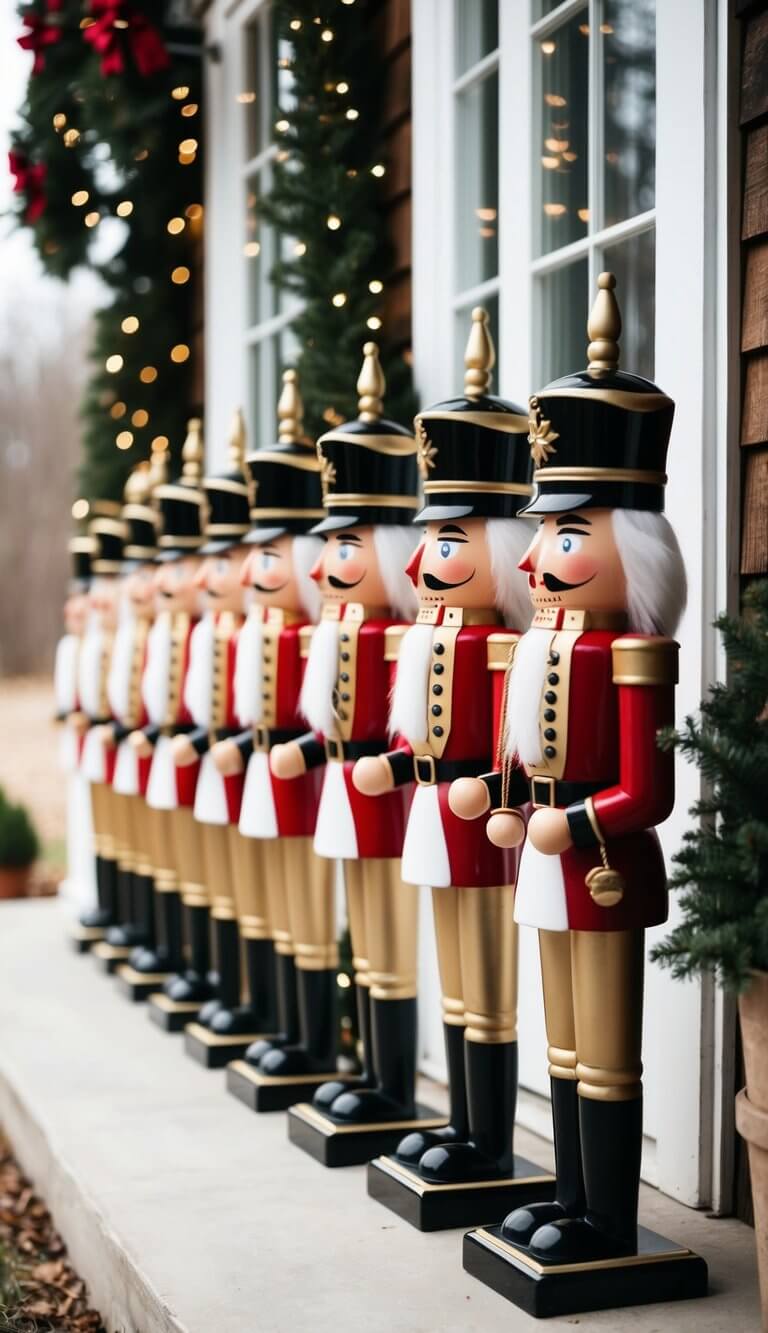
[612,636,679,687]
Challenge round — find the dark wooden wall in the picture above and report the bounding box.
[738,3,768,577]
[372,0,412,352]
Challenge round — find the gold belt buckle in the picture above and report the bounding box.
[414,754,437,786]
[531,775,556,808]
[325,736,342,762]
[254,725,270,752]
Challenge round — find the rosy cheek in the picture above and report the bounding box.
[440,555,474,582]
[336,557,364,582]
[554,552,594,582]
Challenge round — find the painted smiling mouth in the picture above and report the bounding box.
[542,572,596,593]
[252,580,288,593]
[423,571,475,592]
[328,573,364,589]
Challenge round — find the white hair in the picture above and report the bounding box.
[372,525,420,621]
[612,510,687,637]
[485,518,536,630]
[292,534,323,623]
[388,623,433,741]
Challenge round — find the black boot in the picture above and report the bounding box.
[328,997,417,1123]
[245,950,299,1065]
[259,968,337,1076]
[501,1077,585,1245]
[419,1039,518,1183]
[233,939,277,1033]
[165,905,216,1002]
[106,867,145,948]
[208,920,248,1034]
[80,855,118,930]
[314,982,375,1109]
[132,889,183,974]
[529,1096,642,1262]
[129,879,159,968]
[396,1022,469,1166]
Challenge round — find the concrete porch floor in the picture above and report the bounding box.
[0,897,760,1333]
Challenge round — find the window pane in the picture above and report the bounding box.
[603,0,656,227]
[534,11,589,257]
[455,0,498,76]
[533,0,568,19]
[601,228,655,379]
[455,71,499,291]
[247,343,261,453]
[243,16,278,161]
[244,180,263,326]
[536,259,588,385]
[454,292,499,393]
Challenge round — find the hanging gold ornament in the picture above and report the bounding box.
[53,113,67,132]
[63,128,81,149]
[585,844,625,908]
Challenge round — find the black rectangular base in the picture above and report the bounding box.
[147,993,202,1032]
[367,1154,556,1232]
[91,941,131,974]
[227,1060,359,1113]
[463,1223,709,1319]
[183,1022,274,1070]
[115,965,172,1003]
[70,924,104,954]
[287,1101,448,1168]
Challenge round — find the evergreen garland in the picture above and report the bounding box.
[10,0,203,502]
[651,581,768,992]
[259,0,416,438]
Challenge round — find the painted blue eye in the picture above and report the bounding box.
[260,553,273,570]
[339,544,351,561]
[556,534,582,555]
[440,541,454,559]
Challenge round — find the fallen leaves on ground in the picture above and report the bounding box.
[0,1131,105,1331]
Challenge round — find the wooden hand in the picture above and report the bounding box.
[448,777,490,820]
[352,755,393,796]
[527,806,573,854]
[270,741,306,779]
[212,740,245,777]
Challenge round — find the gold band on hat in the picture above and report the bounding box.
[158,534,202,548]
[122,504,159,526]
[154,483,204,504]
[532,466,667,486]
[124,545,158,560]
[247,450,322,472]
[422,479,533,497]
[203,477,250,497]
[317,431,416,457]
[249,506,326,520]
[92,560,123,574]
[68,536,95,554]
[204,523,251,536]
[541,388,672,412]
[90,518,128,538]
[324,492,420,509]
[415,410,529,434]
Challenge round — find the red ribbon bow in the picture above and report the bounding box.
[17,0,63,74]
[8,151,47,223]
[83,1,170,78]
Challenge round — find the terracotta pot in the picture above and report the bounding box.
[0,865,32,899]
[737,970,768,1331]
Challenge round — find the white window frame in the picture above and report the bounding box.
[413,0,732,1210]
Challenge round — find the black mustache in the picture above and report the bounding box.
[328,573,364,589]
[542,571,596,592]
[251,580,288,593]
[423,570,475,591]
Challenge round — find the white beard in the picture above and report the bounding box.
[142,612,173,726]
[234,608,264,727]
[54,633,79,714]
[388,623,434,743]
[300,617,339,734]
[183,612,215,728]
[503,626,553,767]
[78,613,105,718]
[107,604,137,721]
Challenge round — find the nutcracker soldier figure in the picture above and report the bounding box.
[74,503,125,956]
[176,412,275,1068]
[457,275,707,1315]
[130,421,209,1016]
[102,459,162,968]
[58,533,98,934]
[277,343,444,1167]
[211,371,341,1112]
[360,309,553,1229]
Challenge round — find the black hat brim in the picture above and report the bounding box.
[518,490,594,516]
[197,538,247,556]
[242,525,288,545]
[310,513,363,534]
[414,502,475,524]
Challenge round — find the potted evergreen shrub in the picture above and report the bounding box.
[0,787,40,899]
[651,579,768,1324]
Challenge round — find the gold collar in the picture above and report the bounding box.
[254,605,303,627]
[531,608,627,631]
[321,601,389,623]
[416,606,502,627]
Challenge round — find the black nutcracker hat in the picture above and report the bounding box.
[244,370,325,545]
[89,501,126,575]
[414,307,533,523]
[68,535,94,591]
[121,459,161,569]
[313,343,419,533]
[154,419,207,563]
[520,273,675,516]
[198,409,252,555]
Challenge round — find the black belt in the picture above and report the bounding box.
[414,755,487,787]
[530,777,604,808]
[324,737,386,762]
[252,725,303,750]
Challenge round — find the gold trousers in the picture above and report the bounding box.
[111,791,134,875]
[344,859,418,1002]
[260,840,293,957]
[539,928,645,1102]
[230,831,270,940]
[198,823,235,920]
[146,805,178,892]
[90,781,115,861]
[132,797,155,879]
[173,806,208,908]
[284,838,337,971]
[432,885,517,1044]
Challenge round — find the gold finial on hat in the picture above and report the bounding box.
[181,417,204,486]
[464,307,495,400]
[228,407,247,468]
[148,442,169,491]
[123,461,152,505]
[277,369,306,446]
[357,342,385,422]
[587,272,621,375]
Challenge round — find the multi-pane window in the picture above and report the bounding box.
[452,0,500,384]
[532,0,656,384]
[240,6,299,447]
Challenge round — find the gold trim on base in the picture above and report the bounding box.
[290,1102,448,1137]
[373,1156,552,1196]
[471,1228,696,1276]
[185,1022,268,1047]
[116,965,170,986]
[71,924,104,942]
[148,993,201,1013]
[92,941,131,961]
[228,1060,356,1089]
